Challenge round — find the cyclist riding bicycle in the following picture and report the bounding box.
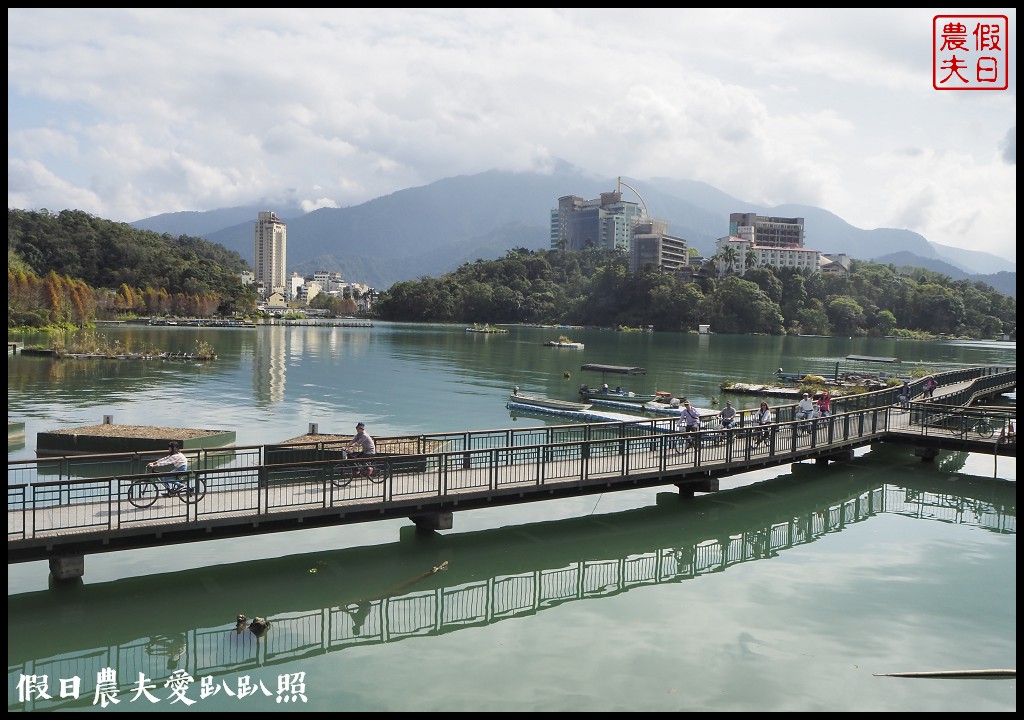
[753,402,774,446]
[719,401,737,429]
[678,401,702,449]
[345,422,378,475]
[795,393,815,432]
[147,441,188,496]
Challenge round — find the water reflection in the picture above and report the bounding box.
[9,463,1014,711]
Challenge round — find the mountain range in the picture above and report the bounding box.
[130,165,1016,297]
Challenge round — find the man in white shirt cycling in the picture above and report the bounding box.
[147,441,188,496]
[796,393,815,433]
[678,401,702,449]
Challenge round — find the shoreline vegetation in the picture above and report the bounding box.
[9,318,996,342]
[19,328,218,361]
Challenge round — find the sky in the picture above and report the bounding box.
[7,8,1017,264]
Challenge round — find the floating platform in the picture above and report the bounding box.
[507,399,649,424]
[36,424,236,457]
[722,383,808,399]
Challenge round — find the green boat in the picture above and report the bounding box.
[578,363,657,404]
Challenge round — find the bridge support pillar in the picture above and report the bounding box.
[48,554,85,582]
[674,476,719,497]
[411,512,453,532]
[913,446,939,462]
[815,448,855,466]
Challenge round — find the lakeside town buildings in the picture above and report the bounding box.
[253,211,287,298]
[249,211,375,313]
[551,188,850,279]
[254,183,853,312]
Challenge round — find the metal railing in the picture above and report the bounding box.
[8,369,1015,547]
[9,401,1015,546]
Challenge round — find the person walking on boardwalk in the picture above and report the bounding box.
[923,375,937,399]
[147,441,188,496]
[754,402,773,446]
[899,380,911,410]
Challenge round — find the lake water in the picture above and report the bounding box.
[7,324,1017,711]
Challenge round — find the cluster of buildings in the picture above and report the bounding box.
[550,187,851,279]
[246,181,851,313]
[246,211,375,312]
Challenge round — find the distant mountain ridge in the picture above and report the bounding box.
[129,167,1015,295]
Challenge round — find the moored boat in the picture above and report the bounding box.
[578,363,654,404]
[508,390,592,412]
[578,384,658,405]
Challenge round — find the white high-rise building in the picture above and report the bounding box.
[550,191,646,252]
[254,211,287,297]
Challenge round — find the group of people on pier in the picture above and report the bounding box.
[676,391,833,446]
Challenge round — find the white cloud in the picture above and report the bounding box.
[7,8,1017,263]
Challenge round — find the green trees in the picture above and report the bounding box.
[707,276,785,334]
[374,248,1014,339]
[8,209,255,327]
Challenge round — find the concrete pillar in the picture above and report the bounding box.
[49,555,85,581]
[674,476,719,497]
[913,446,939,462]
[411,512,453,532]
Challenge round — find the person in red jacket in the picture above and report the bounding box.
[817,391,831,417]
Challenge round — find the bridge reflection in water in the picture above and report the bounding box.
[9,453,1014,711]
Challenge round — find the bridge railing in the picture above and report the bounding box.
[8,404,899,541]
[8,400,1016,546]
[8,368,1014,496]
[829,365,1013,414]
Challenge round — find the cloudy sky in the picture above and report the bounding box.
[8,8,1017,263]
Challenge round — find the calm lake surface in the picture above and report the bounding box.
[7,324,1017,711]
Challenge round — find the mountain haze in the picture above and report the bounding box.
[129,167,1015,294]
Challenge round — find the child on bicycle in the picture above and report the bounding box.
[147,441,188,496]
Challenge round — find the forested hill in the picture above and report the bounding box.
[375,247,1016,340]
[8,209,249,297]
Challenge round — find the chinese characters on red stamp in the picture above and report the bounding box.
[933,15,1009,90]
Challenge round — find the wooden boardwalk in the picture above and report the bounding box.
[7,367,1016,576]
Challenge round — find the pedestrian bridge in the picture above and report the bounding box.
[7,366,1015,579]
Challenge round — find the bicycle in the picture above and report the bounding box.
[965,413,995,439]
[331,451,392,487]
[671,424,702,453]
[795,410,812,435]
[127,468,207,508]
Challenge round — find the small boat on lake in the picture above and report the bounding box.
[578,363,654,404]
[508,389,592,412]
